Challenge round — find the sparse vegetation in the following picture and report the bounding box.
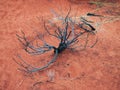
[14,9,97,73]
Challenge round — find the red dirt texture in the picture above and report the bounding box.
[0,0,120,90]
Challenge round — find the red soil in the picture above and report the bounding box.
[0,0,120,90]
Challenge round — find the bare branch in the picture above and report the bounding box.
[15,8,98,73]
[27,49,58,72]
[15,50,58,73]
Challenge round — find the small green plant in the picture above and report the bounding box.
[89,0,104,8]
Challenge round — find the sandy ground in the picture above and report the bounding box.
[0,0,120,90]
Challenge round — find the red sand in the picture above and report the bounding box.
[0,0,120,90]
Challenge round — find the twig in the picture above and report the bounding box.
[15,8,97,73]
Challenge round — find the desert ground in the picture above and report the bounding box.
[0,0,120,90]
